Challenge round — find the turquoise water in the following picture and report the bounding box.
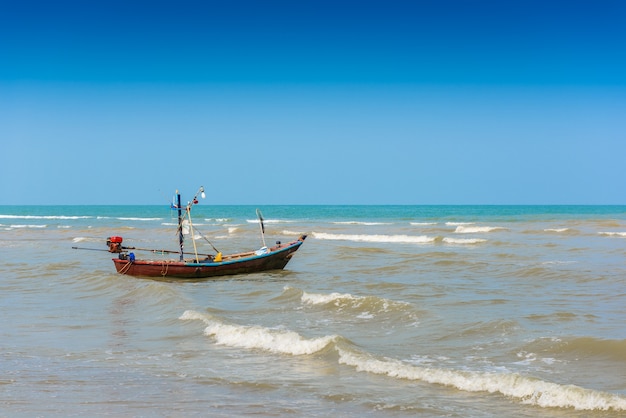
[1,205,626,416]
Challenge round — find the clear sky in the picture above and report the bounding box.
[1,0,625,205]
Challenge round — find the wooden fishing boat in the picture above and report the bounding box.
[76,186,306,279]
[111,236,306,279]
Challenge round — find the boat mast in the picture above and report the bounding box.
[177,191,184,261]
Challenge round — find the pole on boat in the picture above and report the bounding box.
[177,191,184,261]
[187,186,206,262]
[256,208,267,248]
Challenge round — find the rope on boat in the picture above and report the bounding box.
[175,209,221,256]
[192,225,221,254]
[119,259,133,275]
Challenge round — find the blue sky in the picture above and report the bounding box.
[1,0,625,205]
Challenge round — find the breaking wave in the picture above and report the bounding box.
[0,214,92,220]
[333,221,392,226]
[300,289,412,314]
[116,217,163,221]
[281,229,307,236]
[454,226,506,234]
[180,310,338,355]
[599,231,626,237]
[4,224,48,229]
[544,228,571,233]
[312,232,435,244]
[442,237,487,245]
[336,348,626,411]
[246,219,293,224]
[180,310,626,411]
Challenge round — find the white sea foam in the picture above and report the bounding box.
[333,221,392,226]
[117,217,163,221]
[599,231,626,237]
[282,229,305,236]
[443,237,487,245]
[545,228,570,233]
[0,215,92,220]
[301,291,356,305]
[454,226,506,234]
[410,222,437,226]
[446,222,475,226]
[312,232,435,244]
[336,348,626,411]
[180,308,625,411]
[180,310,337,355]
[246,219,291,224]
[9,224,47,229]
[301,291,411,317]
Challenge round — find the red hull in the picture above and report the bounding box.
[112,236,306,279]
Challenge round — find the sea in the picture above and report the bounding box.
[1,204,625,417]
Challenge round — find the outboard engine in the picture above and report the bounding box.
[106,236,124,253]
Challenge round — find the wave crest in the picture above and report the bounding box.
[336,348,626,411]
[312,232,435,244]
[180,310,626,411]
[301,290,412,315]
[599,231,626,237]
[442,237,487,245]
[455,226,506,234]
[180,310,338,355]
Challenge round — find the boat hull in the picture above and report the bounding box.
[112,236,306,279]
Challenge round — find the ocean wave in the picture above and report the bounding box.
[540,260,578,266]
[336,347,626,411]
[599,231,626,237]
[281,229,306,236]
[446,222,475,226]
[0,214,92,220]
[6,224,48,229]
[312,232,435,244]
[442,237,487,245]
[117,217,163,221]
[246,219,292,224]
[521,336,626,362]
[333,221,393,226]
[454,226,506,234]
[299,289,412,316]
[179,310,626,411]
[410,222,438,226]
[180,310,339,355]
[544,228,571,233]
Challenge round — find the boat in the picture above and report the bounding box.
[86,186,306,279]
